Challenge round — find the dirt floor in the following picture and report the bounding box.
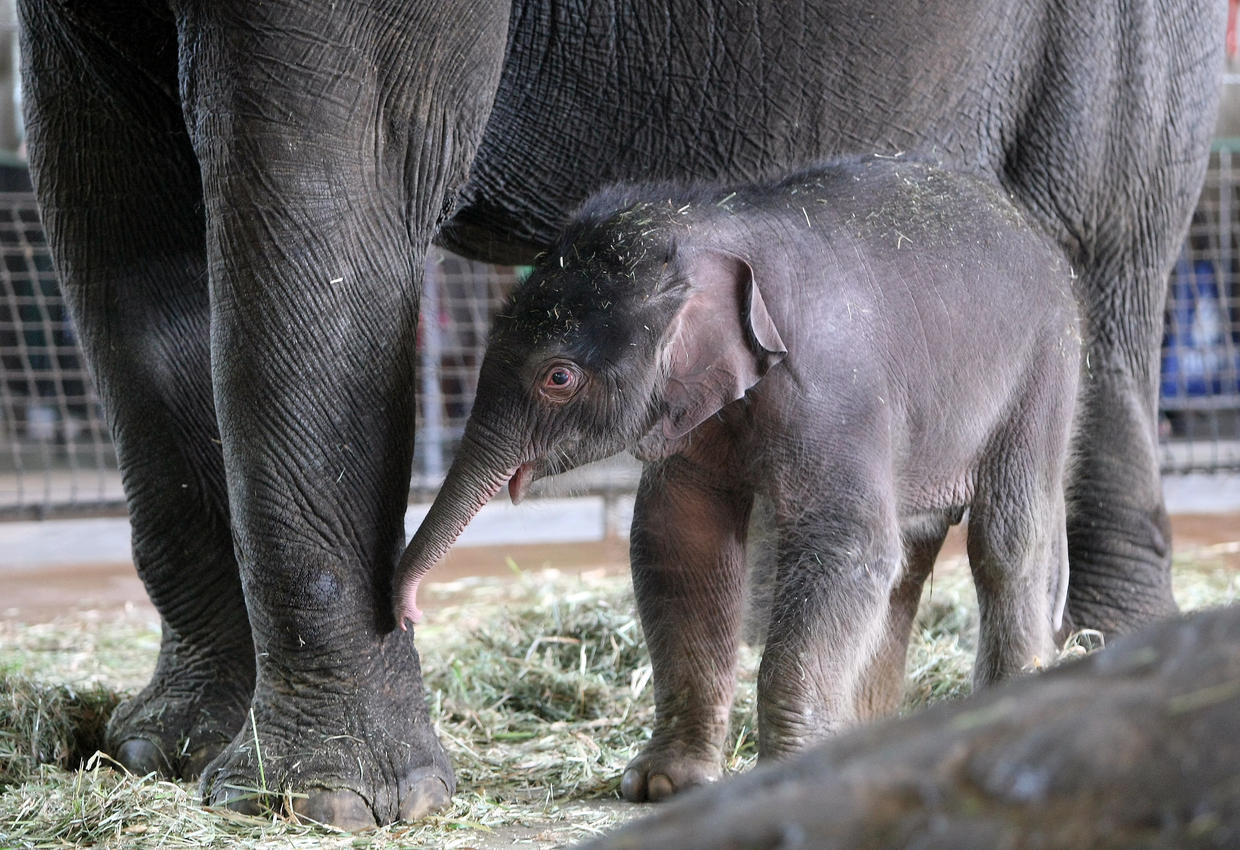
[3,513,1237,624]
[0,537,632,624]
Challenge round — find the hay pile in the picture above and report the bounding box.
[0,557,1234,848]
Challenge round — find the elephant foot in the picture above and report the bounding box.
[106,630,254,781]
[620,739,722,802]
[198,653,453,828]
[207,766,452,830]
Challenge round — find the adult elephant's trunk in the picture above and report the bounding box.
[392,431,520,629]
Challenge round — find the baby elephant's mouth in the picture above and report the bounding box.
[506,454,572,504]
[506,443,601,505]
[508,462,536,504]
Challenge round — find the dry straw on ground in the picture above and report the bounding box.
[1,554,1235,849]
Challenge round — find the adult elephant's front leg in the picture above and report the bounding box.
[19,3,253,782]
[177,1,508,828]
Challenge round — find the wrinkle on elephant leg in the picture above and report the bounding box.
[18,1,254,780]
[172,0,508,826]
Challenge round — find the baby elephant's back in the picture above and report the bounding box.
[824,161,1077,345]
[892,167,1076,400]
[776,161,1081,458]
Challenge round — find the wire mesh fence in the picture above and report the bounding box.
[0,192,121,519]
[1158,143,1240,473]
[415,252,521,486]
[4,148,1240,519]
[0,241,532,519]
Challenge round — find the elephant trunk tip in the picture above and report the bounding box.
[391,457,519,630]
[394,585,424,625]
[393,551,433,629]
[394,578,424,631]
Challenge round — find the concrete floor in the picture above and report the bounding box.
[1,473,1237,623]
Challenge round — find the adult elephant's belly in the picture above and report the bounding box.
[442,0,1031,265]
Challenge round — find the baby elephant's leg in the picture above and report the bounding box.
[758,496,903,759]
[968,436,1071,685]
[853,529,946,718]
[623,458,753,802]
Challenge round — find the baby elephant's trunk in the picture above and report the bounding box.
[392,434,516,629]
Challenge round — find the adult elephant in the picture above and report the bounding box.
[18,0,1222,831]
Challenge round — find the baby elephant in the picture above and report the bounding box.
[395,156,1080,802]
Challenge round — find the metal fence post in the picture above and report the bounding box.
[419,256,445,483]
[1222,147,1232,297]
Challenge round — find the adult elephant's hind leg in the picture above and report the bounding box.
[19,4,253,779]
[1066,370,1177,635]
[1064,160,1213,636]
[178,1,508,828]
[1060,20,1218,637]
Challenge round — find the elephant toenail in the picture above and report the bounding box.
[181,744,224,781]
[399,772,453,821]
[206,783,267,817]
[620,768,645,802]
[647,773,675,801]
[115,737,172,777]
[292,788,377,830]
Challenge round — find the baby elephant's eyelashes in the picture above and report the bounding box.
[538,361,585,402]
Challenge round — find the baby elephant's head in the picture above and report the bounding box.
[392,223,785,628]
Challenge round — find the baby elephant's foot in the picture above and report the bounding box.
[757,693,853,762]
[620,739,722,802]
[106,639,253,780]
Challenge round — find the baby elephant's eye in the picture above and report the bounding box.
[538,361,585,402]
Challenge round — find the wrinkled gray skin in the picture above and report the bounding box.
[396,157,1081,801]
[19,0,1219,829]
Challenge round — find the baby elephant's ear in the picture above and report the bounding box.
[659,250,787,439]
